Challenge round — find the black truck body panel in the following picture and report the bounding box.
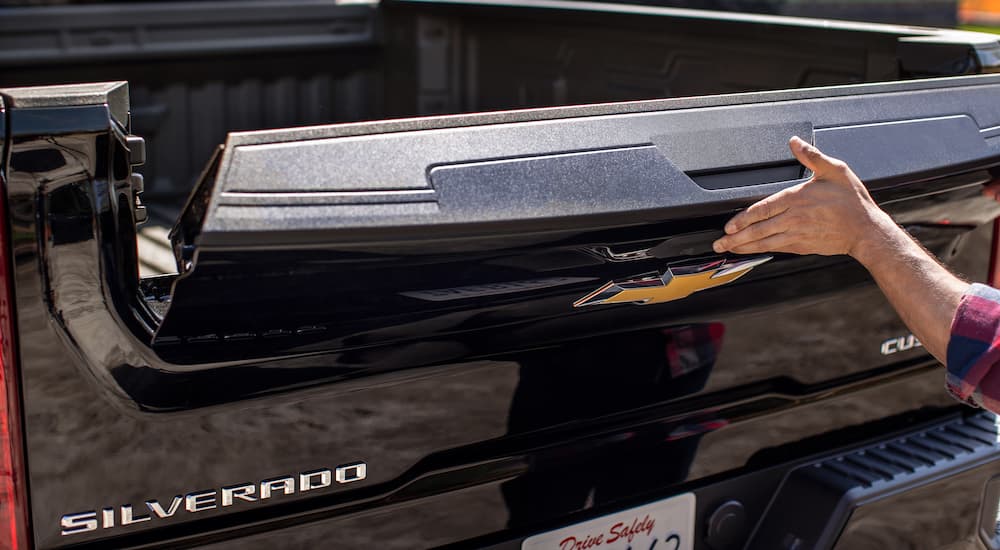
[5,2,1000,549]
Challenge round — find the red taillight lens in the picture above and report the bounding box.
[990,217,1000,288]
[0,183,27,549]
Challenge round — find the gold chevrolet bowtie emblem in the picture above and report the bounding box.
[573,256,772,307]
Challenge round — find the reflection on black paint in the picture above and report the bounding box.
[503,324,724,527]
[10,147,65,172]
[47,184,94,245]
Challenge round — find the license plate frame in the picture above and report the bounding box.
[521,492,695,550]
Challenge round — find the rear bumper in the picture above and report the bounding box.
[474,412,1000,550]
[749,411,1000,550]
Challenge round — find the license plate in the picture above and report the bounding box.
[521,493,695,550]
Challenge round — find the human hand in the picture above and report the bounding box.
[983,179,1000,202]
[712,136,894,262]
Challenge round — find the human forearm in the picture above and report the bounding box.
[850,212,969,364]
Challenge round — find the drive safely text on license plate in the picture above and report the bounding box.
[521,493,695,550]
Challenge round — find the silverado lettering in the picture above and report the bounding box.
[60,464,366,535]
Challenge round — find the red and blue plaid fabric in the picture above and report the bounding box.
[947,283,1000,413]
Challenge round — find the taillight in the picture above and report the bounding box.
[0,180,27,549]
[990,217,1000,288]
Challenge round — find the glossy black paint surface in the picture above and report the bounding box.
[4,74,1000,550]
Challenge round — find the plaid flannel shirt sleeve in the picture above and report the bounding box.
[946,283,1000,413]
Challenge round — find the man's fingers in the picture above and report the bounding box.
[983,179,1000,202]
[724,193,791,235]
[714,214,788,252]
[789,136,845,177]
[728,232,795,255]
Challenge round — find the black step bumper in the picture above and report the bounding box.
[748,411,1000,549]
[476,411,1000,550]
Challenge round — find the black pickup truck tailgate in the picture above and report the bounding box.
[5,77,1000,550]
[158,75,1000,361]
